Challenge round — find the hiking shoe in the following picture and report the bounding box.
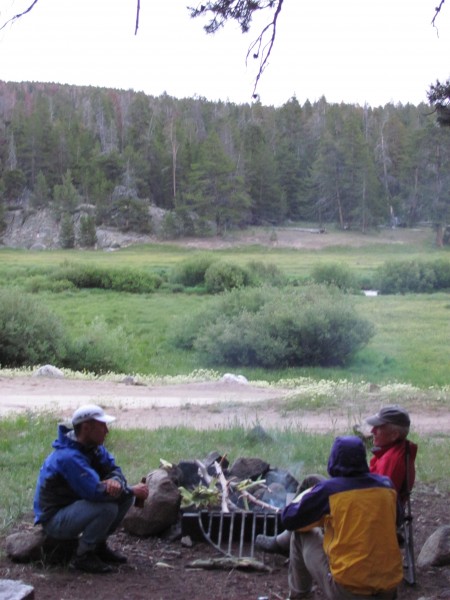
[69,551,116,574]
[255,534,289,557]
[96,542,127,564]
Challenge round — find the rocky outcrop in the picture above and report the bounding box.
[1,205,166,250]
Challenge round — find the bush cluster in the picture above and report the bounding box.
[0,289,131,374]
[204,261,252,293]
[0,289,67,367]
[63,317,131,374]
[169,255,218,287]
[53,264,163,294]
[168,256,287,293]
[376,259,450,294]
[311,262,358,291]
[170,285,374,368]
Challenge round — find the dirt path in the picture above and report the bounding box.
[1,375,449,434]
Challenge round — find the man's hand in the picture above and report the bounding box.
[132,482,149,501]
[103,478,123,497]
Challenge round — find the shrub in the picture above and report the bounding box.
[204,261,252,293]
[169,255,218,287]
[0,289,67,367]
[246,261,288,287]
[171,285,374,368]
[64,317,132,374]
[433,259,450,290]
[311,262,357,291]
[376,260,437,294]
[52,264,162,293]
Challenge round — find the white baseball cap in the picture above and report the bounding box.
[72,404,116,426]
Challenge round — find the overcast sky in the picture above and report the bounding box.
[0,0,449,108]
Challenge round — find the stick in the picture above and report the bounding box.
[186,557,272,573]
[213,461,230,513]
[238,490,280,513]
[195,459,213,486]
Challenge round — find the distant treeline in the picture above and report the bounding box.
[0,81,448,241]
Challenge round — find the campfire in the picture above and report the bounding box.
[122,448,300,563]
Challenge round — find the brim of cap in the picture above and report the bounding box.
[94,415,116,424]
[366,415,385,426]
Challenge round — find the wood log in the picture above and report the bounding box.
[185,557,272,572]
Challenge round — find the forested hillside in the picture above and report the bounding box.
[0,81,448,246]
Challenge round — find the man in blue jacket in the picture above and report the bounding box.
[282,436,403,599]
[34,404,149,574]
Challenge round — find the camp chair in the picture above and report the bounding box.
[400,440,417,586]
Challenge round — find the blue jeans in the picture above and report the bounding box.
[43,495,134,555]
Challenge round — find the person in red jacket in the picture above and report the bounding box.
[366,405,417,504]
[256,405,417,555]
[282,436,402,599]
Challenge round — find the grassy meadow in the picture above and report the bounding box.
[0,228,448,385]
[0,227,449,529]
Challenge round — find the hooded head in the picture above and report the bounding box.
[327,436,369,477]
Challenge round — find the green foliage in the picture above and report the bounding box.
[0,289,67,367]
[24,275,75,293]
[433,258,450,289]
[53,170,80,217]
[171,285,374,368]
[53,263,162,293]
[2,169,26,201]
[30,171,50,209]
[64,317,132,374]
[204,261,252,293]
[78,214,97,248]
[109,197,152,233]
[169,254,218,287]
[246,260,288,287]
[59,213,75,249]
[311,262,358,291]
[376,259,450,293]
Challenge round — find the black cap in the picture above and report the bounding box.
[366,405,410,428]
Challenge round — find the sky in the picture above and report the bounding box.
[0,0,450,108]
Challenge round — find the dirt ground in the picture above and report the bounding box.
[2,484,449,600]
[1,374,450,599]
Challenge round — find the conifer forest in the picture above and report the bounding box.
[0,81,449,242]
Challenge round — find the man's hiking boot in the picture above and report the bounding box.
[96,542,127,564]
[255,534,290,557]
[69,550,117,574]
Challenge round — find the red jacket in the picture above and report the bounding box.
[370,439,417,503]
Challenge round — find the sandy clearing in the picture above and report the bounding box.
[1,375,449,435]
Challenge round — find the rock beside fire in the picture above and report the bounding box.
[122,469,181,536]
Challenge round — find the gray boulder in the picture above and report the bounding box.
[122,469,181,536]
[32,365,64,378]
[0,579,34,599]
[418,525,450,567]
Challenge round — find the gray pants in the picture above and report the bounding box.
[289,529,397,600]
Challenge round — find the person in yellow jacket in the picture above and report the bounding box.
[281,436,403,599]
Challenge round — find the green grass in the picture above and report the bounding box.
[0,235,449,385]
[0,412,446,532]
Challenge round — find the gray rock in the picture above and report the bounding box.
[417,525,450,567]
[228,457,270,481]
[32,365,64,378]
[122,469,181,537]
[0,579,34,600]
[5,529,46,563]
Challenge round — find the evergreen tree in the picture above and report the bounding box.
[53,170,80,219]
[31,171,50,209]
[78,214,97,247]
[185,130,251,233]
[59,213,75,248]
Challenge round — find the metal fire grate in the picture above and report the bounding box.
[182,510,281,558]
